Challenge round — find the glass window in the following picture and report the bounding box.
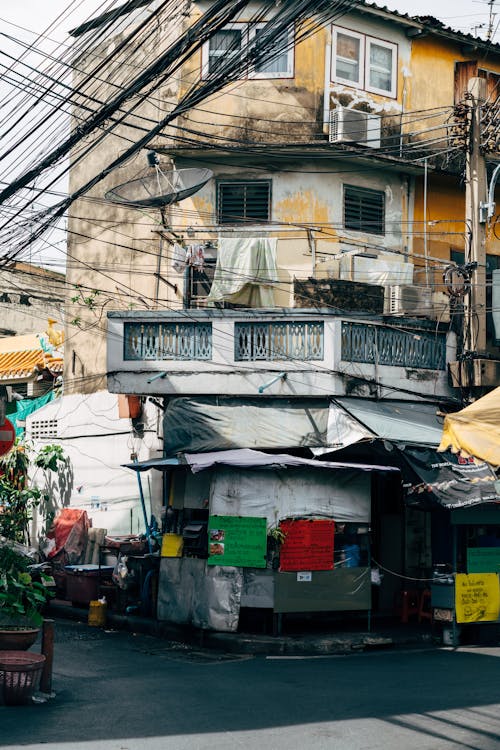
[250,25,294,78]
[333,29,363,87]
[366,38,397,96]
[204,27,244,76]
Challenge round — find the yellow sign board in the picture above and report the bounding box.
[455,573,500,623]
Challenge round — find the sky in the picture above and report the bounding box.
[1,0,498,47]
[0,0,497,269]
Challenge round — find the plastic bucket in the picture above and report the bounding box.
[161,533,183,558]
[88,600,107,627]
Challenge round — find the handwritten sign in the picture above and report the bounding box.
[207,515,267,568]
[455,573,500,623]
[279,519,334,572]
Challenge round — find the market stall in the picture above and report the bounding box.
[125,449,399,633]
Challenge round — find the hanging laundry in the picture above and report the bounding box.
[186,244,205,269]
[207,237,278,307]
[171,243,186,273]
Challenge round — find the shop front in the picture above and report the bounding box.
[126,450,399,633]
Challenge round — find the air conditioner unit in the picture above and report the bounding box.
[385,286,433,317]
[329,106,381,149]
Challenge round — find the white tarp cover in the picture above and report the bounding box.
[207,236,278,306]
[208,465,371,523]
[312,403,374,456]
[184,448,398,475]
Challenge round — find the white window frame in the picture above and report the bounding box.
[331,27,364,89]
[201,23,246,79]
[331,26,398,99]
[248,23,294,79]
[365,36,397,98]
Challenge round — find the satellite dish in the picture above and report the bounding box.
[104,153,213,209]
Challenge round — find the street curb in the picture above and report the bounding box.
[48,601,435,656]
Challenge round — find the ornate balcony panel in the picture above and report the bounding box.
[341,322,446,370]
[235,321,324,362]
[124,322,212,361]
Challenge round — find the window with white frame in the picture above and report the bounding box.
[333,29,364,88]
[332,27,397,98]
[249,24,294,78]
[202,23,294,79]
[202,25,245,76]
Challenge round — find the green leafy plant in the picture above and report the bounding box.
[0,544,52,627]
[267,525,287,545]
[34,445,65,473]
[0,442,66,544]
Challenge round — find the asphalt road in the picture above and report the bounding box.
[0,619,499,750]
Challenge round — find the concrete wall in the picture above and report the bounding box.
[26,391,164,539]
[0,263,65,337]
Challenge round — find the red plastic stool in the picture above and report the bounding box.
[394,589,420,623]
[418,589,432,623]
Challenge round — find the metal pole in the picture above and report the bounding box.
[133,458,153,553]
[464,77,487,354]
[423,158,429,285]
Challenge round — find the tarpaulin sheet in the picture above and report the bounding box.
[45,508,90,564]
[332,399,444,447]
[401,446,500,509]
[184,448,399,475]
[439,387,500,465]
[208,465,371,523]
[157,557,243,632]
[163,397,330,454]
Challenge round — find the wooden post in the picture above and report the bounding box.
[40,619,55,695]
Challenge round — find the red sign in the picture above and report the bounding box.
[279,519,335,572]
[0,418,15,457]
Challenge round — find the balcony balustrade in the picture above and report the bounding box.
[108,309,453,399]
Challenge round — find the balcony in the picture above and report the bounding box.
[108,309,455,399]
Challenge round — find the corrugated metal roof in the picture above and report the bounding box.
[362,1,500,53]
[71,0,500,54]
[0,349,63,380]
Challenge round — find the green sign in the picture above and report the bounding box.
[467,547,500,574]
[208,515,267,568]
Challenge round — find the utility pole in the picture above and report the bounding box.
[464,76,488,355]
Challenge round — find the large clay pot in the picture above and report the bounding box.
[0,627,40,651]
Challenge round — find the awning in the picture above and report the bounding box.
[400,446,500,509]
[123,448,399,476]
[163,397,331,454]
[163,397,446,456]
[332,398,445,447]
[439,387,500,465]
[183,448,400,474]
[122,457,180,472]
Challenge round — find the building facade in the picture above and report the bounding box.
[49,1,500,628]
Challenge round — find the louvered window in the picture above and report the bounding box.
[217,181,271,224]
[344,185,385,234]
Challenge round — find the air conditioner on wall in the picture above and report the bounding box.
[329,106,381,149]
[385,285,433,317]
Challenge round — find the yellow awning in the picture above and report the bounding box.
[439,387,500,465]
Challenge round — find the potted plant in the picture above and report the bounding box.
[0,542,52,650]
[266,525,287,570]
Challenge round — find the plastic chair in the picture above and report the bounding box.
[418,589,433,623]
[394,589,420,623]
